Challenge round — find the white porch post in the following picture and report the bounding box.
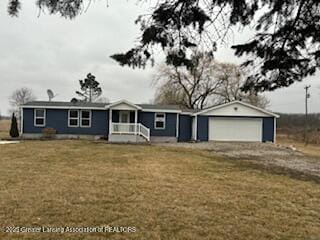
[194,116,198,141]
[134,110,138,135]
[20,106,23,135]
[176,113,179,139]
[109,108,112,135]
[273,117,277,143]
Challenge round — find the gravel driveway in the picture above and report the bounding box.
[158,142,320,181]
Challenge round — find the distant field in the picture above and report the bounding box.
[0,120,10,138]
[277,134,320,158]
[0,140,319,240]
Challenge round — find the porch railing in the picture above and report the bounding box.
[111,123,150,141]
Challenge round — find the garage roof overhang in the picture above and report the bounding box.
[193,100,280,118]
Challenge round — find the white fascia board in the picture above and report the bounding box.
[141,109,182,113]
[180,112,195,115]
[194,100,280,118]
[21,106,106,110]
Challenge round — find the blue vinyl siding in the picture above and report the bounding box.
[178,115,192,142]
[138,111,177,137]
[262,117,275,142]
[197,116,209,141]
[23,108,108,135]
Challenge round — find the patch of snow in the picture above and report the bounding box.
[0,141,20,145]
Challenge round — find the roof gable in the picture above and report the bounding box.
[195,101,279,118]
[106,100,142,110]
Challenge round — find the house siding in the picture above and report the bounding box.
[178,115,192,142]
[23,108,108,135]
[262,117,275,142]
[138,111,177,137]
[197,116,209,141]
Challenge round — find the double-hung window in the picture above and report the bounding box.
[34,109,46,127]
[68,110,79,127]
[68,110,91,127]
[80,110,91,127]
[154,113,165,129]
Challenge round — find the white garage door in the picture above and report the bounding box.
[209,117,262,142]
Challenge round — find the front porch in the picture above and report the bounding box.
[107,101,150,142]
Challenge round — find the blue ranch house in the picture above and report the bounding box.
[21,100,279,143]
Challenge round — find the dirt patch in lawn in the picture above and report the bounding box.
[158,142,320,181]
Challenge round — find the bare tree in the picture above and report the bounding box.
[154,52,223,109]
[9,87,36,114]
[214,63,270,108]
[154,55,269,109]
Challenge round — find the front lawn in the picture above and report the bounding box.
[0,120,10,139]
[0,140,319,240]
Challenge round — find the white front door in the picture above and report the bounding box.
[209,117,262,142]
[119,111,130,123]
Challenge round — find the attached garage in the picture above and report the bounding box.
[193,101,279,143]
[209,117,262,142]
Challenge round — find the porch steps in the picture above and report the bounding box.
[108,134,147,143]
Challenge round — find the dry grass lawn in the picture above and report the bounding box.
[0,140,319,240]
[0,120,10,139]
[277,134,320,158]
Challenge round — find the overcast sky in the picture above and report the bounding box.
[0,1,319,115]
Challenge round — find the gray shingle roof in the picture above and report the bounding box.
[136,104,181,110]
[23,101,106,108]
[22,101,197,112]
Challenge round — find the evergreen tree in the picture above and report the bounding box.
[75,73,102,102]
[9,113,19,138]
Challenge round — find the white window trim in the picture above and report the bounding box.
[34,109,46,127]
[68,110,79,128]
[154,112,166,130]
[80,110,92,128]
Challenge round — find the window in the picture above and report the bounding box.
[80,110,91,127]
[34,109,46,127]
[68,110,79,127]
[154,113,165,129]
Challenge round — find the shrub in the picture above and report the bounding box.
[9,113,19,138]
[42,127,57,139]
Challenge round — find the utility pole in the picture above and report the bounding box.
[304,85,311,144]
